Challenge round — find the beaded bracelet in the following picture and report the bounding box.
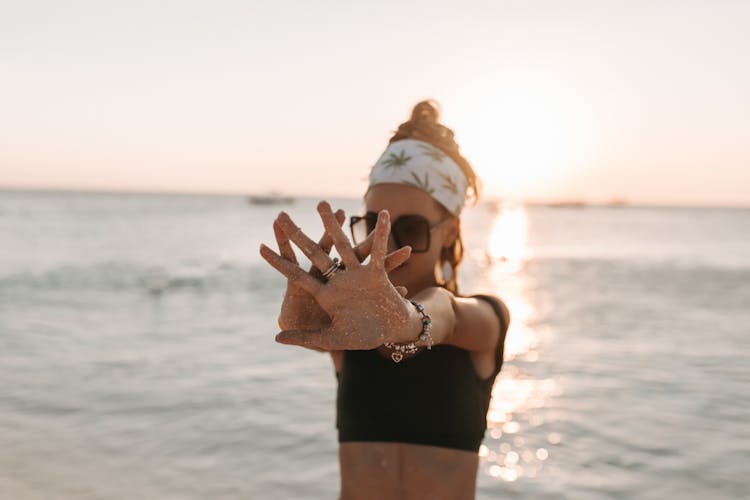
[383,300,433,363]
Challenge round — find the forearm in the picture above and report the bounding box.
[398,286,503,353]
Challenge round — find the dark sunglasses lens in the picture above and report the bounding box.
[393,216,429,252]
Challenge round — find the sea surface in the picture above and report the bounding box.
[1,190,748,499]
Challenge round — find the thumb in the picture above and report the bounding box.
[276,328,326,349]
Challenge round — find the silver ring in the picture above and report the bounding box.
[321,257,344,279]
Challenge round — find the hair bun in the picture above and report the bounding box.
[410,100,440,126]
[396,99,454,146]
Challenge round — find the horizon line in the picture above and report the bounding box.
[0,185,748,210]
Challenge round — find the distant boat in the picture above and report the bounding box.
[607,198,627,207]
[543,200,587,208]
[247,191,295,205]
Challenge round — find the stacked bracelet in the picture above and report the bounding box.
[383,300,433,363]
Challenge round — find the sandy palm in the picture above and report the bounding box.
[269,204,411,338]
[259,201,420,351]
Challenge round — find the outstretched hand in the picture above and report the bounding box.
[272,206,411,334]
[259,201,420,350]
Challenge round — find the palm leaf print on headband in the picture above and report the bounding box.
[417,143,447,162]
[380,149,412,169]
[404,171,435,194]
[437,172,459,195]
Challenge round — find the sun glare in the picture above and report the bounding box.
[453,83,590,200]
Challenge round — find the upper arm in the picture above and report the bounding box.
[449,293,510,354]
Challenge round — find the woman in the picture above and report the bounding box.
[259,101,510,500]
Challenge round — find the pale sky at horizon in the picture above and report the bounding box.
[2,0,749,207]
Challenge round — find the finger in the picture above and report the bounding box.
[353,229,375,263]
[384,245,411,272]
[335,208,346,226]
[259,243,323,296]
[275,328,329,350]
[353,211,396,265]
[318,209,345,257]
[395,286,408,297]
[369,210,390,270]
[277,211,339,273]
[317,201,359,269]
[273,219,298,265]
[310,209,344,277]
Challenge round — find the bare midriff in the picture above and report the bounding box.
[338,441,479,500]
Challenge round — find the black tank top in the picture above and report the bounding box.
[335,294,507,452]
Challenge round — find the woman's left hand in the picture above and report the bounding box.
[259,200,420,350]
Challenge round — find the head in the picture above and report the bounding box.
[354,100,481,296]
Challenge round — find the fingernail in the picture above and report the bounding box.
[379,210,388,222]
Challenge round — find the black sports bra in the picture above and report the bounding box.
[335,294,507,452]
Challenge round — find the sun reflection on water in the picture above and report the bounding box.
[486,202,529,269]
[478,203,562,483]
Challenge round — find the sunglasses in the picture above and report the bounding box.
[349,211,452,253]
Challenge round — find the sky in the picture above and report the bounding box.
[1,0,749,206]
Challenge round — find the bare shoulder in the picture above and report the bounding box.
[477,294,510,334]
[459,293,510,330]
[450,292,510,353]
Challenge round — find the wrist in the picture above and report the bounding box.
[389,298,423,343]
[383,299,434,362]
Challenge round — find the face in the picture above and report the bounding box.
[358,183,458,294]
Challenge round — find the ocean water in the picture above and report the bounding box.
[1,190,748,500]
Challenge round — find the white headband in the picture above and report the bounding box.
[367,139,468,216]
